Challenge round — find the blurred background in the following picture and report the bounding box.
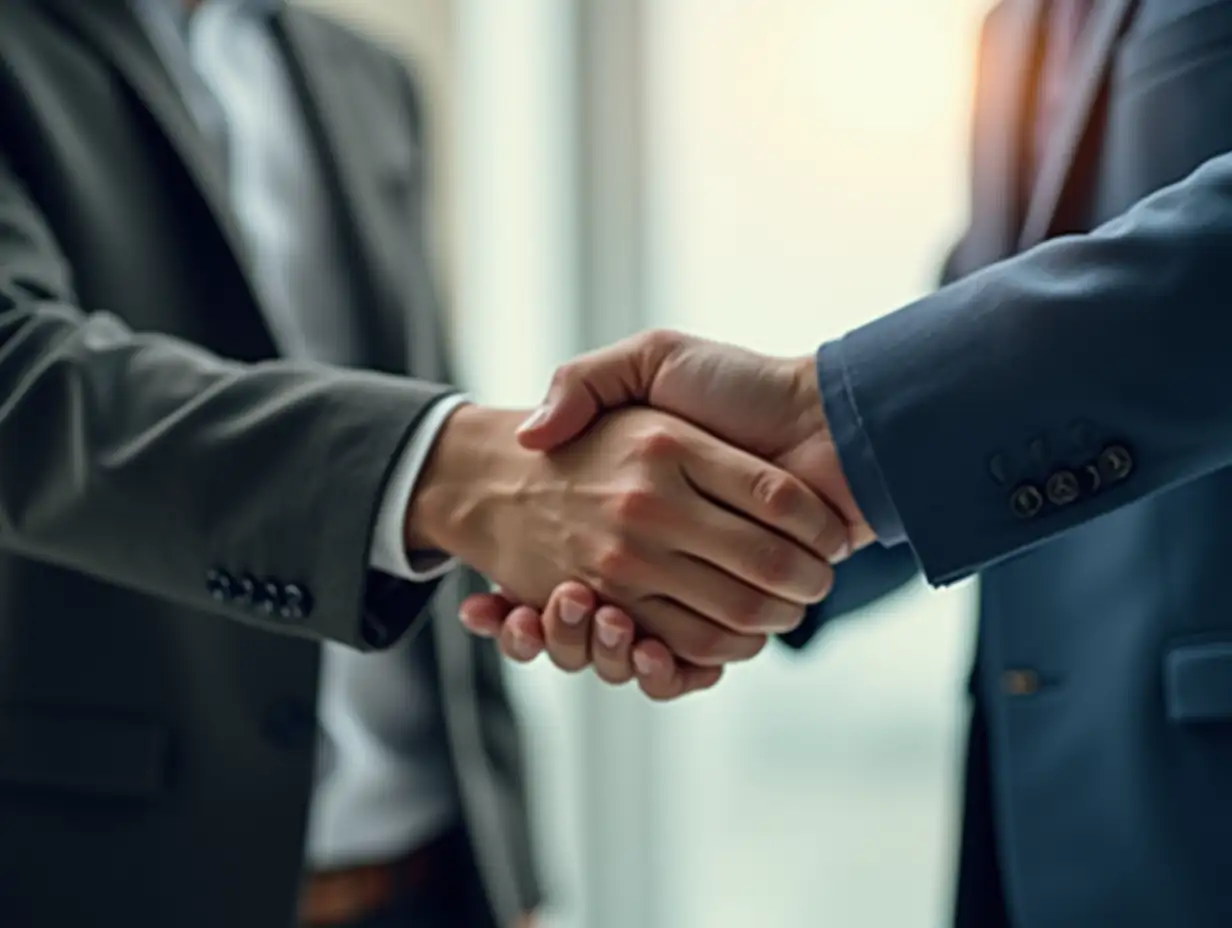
[301,1,991,925]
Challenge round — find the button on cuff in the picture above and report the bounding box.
[1010,484,1044,519]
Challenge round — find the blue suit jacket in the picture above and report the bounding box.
[791,1,1232,925]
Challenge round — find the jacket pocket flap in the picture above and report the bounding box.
[0,708,169,797]
[1164,642,1232,723]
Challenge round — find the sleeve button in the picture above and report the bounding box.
[1010,484,1044,519]
[1002,669,1040,696]
[255,580,282,616]
[235,574,258,608]
[280,584,313,622]
[206,568,236,602]
[1080,463,1102,494]
[1098,444,1133,482]
[1045,470,1080,506]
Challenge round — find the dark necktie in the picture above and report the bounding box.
[1032,0,1096,180]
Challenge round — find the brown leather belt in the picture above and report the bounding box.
[298,831,456,927]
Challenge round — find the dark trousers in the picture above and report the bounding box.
[953,704,1012,928]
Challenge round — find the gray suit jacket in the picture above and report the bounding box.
[0,1,540,925]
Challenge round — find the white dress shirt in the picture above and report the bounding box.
[132,0,464,867]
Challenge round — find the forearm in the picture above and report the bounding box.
[0,147,467,647]
[835,151,1232,584]
[0,293,455,646]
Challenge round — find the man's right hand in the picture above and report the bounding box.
[518,330,873,548]
[406,403,848,666]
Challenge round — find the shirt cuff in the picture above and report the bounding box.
[369,394,470,582]
[816,339,907,546]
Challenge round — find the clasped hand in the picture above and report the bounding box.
[449,330,875,700]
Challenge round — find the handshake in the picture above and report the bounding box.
[405,330,876,700]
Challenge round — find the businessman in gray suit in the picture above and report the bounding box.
[0,2,851,927]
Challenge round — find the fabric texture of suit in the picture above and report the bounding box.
[0,1,539,925]
[793,0,1232,925]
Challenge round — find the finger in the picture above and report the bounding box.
[640,552,805,635]
[631,597,766,667]
[458,592,517,638]
[591,606,637,685]
[499,606,547,663]
[681,435,850,566]
[667,493,834,609]
[540,582,598,673]
[516,330,684,451]
[632,639,723,701]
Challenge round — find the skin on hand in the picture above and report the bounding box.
[411,403,849,667]
[519,329,871,547]
[460,330,873,697]
[460,583,721,701]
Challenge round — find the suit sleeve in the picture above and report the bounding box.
[0,151,455,650]
[824,150,1232,587]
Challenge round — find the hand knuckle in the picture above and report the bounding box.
[755,541,796,586]
[592,541,637,581]
[549,363,576,390]
[610,486,659,523]
[752,470,801,517]
[639,328,679,355]
[635,425,683,460]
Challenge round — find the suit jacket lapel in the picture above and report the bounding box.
[1018,0,1137,249]
[44,0,263,306]
[275,12,413,375]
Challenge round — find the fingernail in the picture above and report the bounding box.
[597,620,623,649]
[512,632,537,660]
[633,652,659,676]
[458,613,492,636]
[831,540,851,565]
[561,598,587,626]
[516,405,549,434]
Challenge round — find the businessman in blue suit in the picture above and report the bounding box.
[459,0,1232,924]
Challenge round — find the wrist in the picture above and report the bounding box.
[788,353,829,443]
[404,404,527,559]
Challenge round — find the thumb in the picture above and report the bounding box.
[515,372,602,451]
[515,331,680,451]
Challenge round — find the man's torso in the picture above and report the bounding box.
[0,4,521,925]
[952,1,1232,925]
